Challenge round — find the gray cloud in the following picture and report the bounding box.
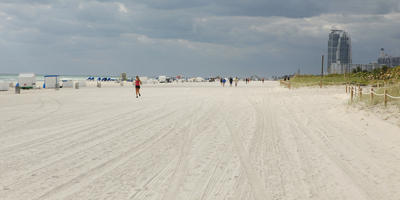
[131,0,400,17]
[0,0,399,77]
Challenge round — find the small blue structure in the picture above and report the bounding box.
[44,75,60,89]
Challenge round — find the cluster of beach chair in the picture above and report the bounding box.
[87,77,118,82]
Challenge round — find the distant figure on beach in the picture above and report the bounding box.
[234,77,238,87]
[135,76,142,98]
[262,78,264,83]
[222,78,226,87]
[229,77,233,87]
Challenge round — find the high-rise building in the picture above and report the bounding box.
[378,48,400,67]
[328,30,352,73]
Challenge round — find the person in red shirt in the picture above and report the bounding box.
[135,76,142,98]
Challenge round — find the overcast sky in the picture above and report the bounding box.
[0,0,399,77]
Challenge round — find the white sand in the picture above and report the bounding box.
[0,81,399,200]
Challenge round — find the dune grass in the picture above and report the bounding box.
[356,84,400,107]
[289,74,370,88]
[289,66,400,88]
[286,66,400,108]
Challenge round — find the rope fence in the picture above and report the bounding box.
[345,83,400,107]
[387,94,400,99]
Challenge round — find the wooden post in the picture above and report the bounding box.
[359,87,362,98]
[288,81,291,90]
[320,55,324,88]
[370,88,374,104]
[346,84,348,93]
[384,89,388,107]
[351,87,354,103]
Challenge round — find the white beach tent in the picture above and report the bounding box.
[195,77,205,82]
[18,73,36,89]
[0,81,9,91]
[158,76,167,83]
[44,75,59,89]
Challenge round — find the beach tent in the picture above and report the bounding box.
[18,73,36,89]
[0,81,9,91]
[62,80,74,88]
[44,75,59,88]
[195,77,205,82]
[158,76,167,83]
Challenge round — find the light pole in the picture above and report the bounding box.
[320,55,324,88]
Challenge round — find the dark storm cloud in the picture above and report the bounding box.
[0,0,399,76]
[131,0,400,17]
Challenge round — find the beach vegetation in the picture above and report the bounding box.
[289,66,400,88]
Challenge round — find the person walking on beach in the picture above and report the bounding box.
[222,78,226,87]
[135,76,142,98]
[229,77,233,87]
[234,77,238,87]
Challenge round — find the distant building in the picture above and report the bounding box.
[330,63,381,74]
[328,30,352,74]
[378,48,400,67]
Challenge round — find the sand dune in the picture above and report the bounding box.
[0,81,399,200]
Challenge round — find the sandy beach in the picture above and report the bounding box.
[1,81,399,200]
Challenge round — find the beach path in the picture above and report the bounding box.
[0,81,399,200]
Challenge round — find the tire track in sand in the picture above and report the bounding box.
[222,101,269,200]
[0,96,62,134]
[30,110,183,200]
[0,106,178,187]
[160,100,206,200]
[26,96,200,200]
